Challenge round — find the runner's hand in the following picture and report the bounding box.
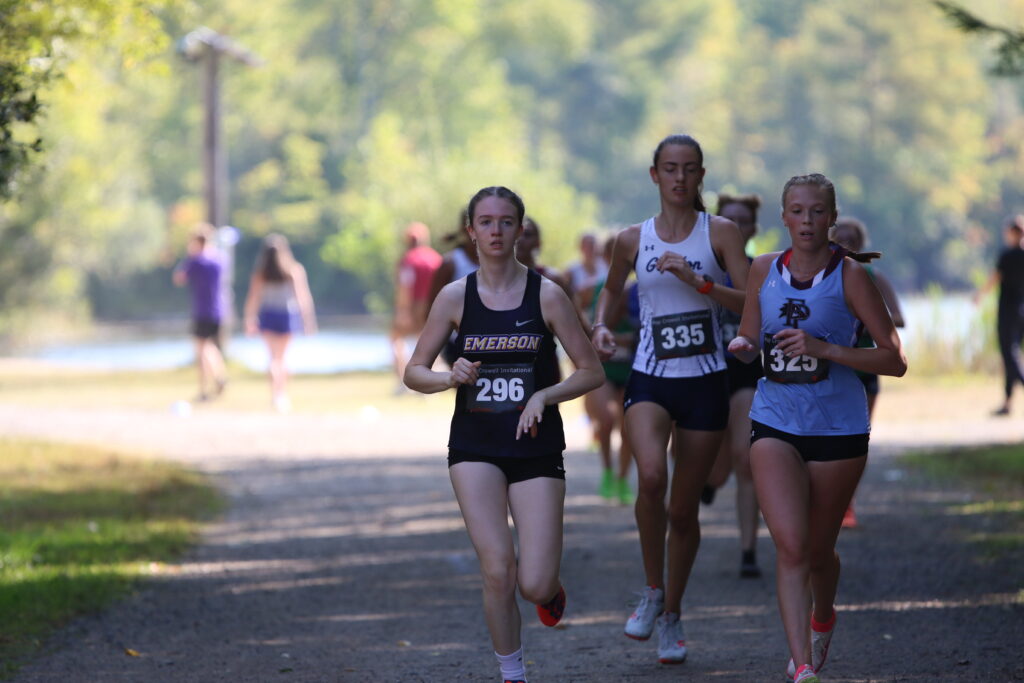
[656,250,701,288]
[448,359,481,387]
[727,336,757,355]
[516,390,546,440]
[592,326,617,361]
[773,328,825,358]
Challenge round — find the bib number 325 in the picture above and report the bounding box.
[652,310,716,359]
[467,364,534,413]
[762,335,830,384]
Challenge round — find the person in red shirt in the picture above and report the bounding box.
[392,222,442,381]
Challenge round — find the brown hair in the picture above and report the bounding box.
[652,134,707,213]
[467,186,525,225]
[257,233,297,282]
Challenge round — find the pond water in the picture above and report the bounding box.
[15,294,984,374]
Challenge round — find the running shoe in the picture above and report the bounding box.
[811,610,836,672]
[793,664,820,683]
[655,612,687,664]
[740,550,761,578]
[624,585,664,640]
[536,585,566,627]
[700,484,717,505]
[841,504,857,529]
[616,477,635,505]
[599,468,616,500]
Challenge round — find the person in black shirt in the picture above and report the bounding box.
[404,186,603,683]
[976,216,1024,416]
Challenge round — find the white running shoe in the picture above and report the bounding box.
[811,613,835,672]
[655,612,687,664]
[793,663,820,683]
[624,586,664,640]
[786,610,836,679]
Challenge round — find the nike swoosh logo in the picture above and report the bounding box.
[515,319,533,327]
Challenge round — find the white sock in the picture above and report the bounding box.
[495,646,526,681]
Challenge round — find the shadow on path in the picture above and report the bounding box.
[11,443,1023,682]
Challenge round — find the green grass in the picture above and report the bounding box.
[901,444,1024,559]
[0,438,224,677]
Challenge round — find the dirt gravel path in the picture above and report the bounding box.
[2,388,1023,682]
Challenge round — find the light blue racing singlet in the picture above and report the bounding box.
[749,250,869,436]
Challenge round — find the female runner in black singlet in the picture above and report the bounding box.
[404,186,603,683]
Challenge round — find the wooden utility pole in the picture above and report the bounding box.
[178,28,261,343]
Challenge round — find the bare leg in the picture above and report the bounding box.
[663,426,724,611]
[624,402,673,590]
[750,438,813,669]
[751,438,866,669]
[615,386,633,481]
[200,338,226,394]
[449,462,521,655]
[706,436,732,490]
[192,337,209,397]
[508,476,566,605]
[262,331,292,402]
[585,381,616,471]
[807,457,866,622]
[390,328,408,380]
[729,388,758,554]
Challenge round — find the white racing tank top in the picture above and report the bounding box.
[632,213,727,378]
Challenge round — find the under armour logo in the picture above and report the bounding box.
[644,243,656,251]
[779,298,810,328]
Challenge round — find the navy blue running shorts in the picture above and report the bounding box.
[447,450,565,484]
[750,420,869,462]
[258,308,301,334]
[623,370,729,431]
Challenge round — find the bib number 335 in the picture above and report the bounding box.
[762,335,830,383]
[652,310,716,359]
[467,364,534,413]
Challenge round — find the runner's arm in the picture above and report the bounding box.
[404,281,477,393]
[707,216,749,314]
[243,273,263,336]
[517,280,605,439]
[872,270,904,327]
[727,253,773,364]
[591,226,638,359]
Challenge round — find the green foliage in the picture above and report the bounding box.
[935,1,1024,76]
[0,437,223,677]
[9,0,1024,334]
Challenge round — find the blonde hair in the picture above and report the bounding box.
[782,174,880,263]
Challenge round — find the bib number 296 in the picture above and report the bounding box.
[467,364,534,413]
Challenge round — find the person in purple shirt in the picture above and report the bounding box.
[173,224,228,401]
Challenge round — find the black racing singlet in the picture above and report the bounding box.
[448,269,565,458]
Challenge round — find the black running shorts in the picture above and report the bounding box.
[750,420,869,463]
[447,449,565,484]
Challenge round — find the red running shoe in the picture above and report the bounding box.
[841,504,857,529]
[536,585,566,627]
